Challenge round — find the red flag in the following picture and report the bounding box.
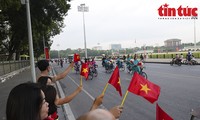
[44,47,49,60]
[80,63,89,79]
[108,66,122,97]
[74,53,80,62]
[128,72,160,103]
[156,103,173,120]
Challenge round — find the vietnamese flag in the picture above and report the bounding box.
[128,72,160,104]
[108,66,122,97]
[74,53,80,62]
[156,103,173,120]
[80,63,89,79]
[44,47,49,60]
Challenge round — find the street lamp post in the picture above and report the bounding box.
[21,0,36,82]
[57,44,60,58]
[78,4,89,58]
[193,17,197,51]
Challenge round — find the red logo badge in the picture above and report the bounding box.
[158,3,198,20]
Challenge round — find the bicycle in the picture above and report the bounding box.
[128,63,148,79]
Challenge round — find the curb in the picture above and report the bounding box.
[145,61,170,64]
[51,66,76,120]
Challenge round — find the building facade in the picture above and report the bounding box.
[110,44,122,50]
[164,38,182,52]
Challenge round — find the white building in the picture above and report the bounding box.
[110,44,122,50]
[92,46,102,50]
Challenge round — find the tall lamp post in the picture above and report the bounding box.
[57,44,60,58]
[78,4,89,58]
[21,0,36,82]
[192,16,197,51]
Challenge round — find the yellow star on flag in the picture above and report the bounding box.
[77,56,79,59]
[118,77,121,84]
[140,84,151,94]
[82,68,88,73]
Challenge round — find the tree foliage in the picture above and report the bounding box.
[0,0,71,60]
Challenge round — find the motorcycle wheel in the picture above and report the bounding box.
[88,73,93,80]
[170,61,173,66]
[140,72,148,79]
[93,69,98,77]
[178,61,182,66]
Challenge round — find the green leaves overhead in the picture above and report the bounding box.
[0,0,71,60]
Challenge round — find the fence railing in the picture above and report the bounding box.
[0,60,30,76]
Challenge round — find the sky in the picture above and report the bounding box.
[51,0,200,50]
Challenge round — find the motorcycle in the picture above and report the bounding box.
[126,61,148,79]
[74,62,80,74]
[105,61,115,73]
[170,58,182,66]
[116,60,125,71]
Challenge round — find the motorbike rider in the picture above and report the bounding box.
[131,54,141,73]
[74,61,80,72]
[186,51,192,65]
[140,54,144,62]
[129,54,141,73]
[179,53,183,62]
[102,55,106,67]
[116,56,122,68]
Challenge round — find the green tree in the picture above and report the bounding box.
[0,0,71,60]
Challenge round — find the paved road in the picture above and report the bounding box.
[1,60,199,120]
[53,61,200,120]
[0,68,33,120]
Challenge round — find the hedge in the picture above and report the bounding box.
[148,52,200,59]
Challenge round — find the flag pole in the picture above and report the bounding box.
[80,76,82,86]
[102,83,109,95]
[121,90,129,106]
[72,65,74,72]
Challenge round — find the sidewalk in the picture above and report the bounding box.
[0,67,31,120]
[0,67,67,120]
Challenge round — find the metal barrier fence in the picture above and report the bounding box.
[0,60,30,76]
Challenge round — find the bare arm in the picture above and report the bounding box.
[55,62,74,81]
[55,85,82,105]
[90,94,104,111]
[109,105,123,119]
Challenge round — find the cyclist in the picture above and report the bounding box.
[116,56,122,68]
[131,54,141,73]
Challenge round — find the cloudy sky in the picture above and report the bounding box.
[51,0,200,50]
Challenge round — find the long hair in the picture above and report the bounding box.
[37,76,52,88]
[42,85,57,115]
[37,76,57,115]
[6,82,43,120]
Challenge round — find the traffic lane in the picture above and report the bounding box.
[54,63,115,119]
[145,66,200,120]
[53,64,93,119]
[54,62,200,120]
[97,63,200,120]
[94,65,156,120]
[65,71,112,118]
[66,63,156,120]
[57,63,127,119]
[61,63,164,120]
[144,63,200,78]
